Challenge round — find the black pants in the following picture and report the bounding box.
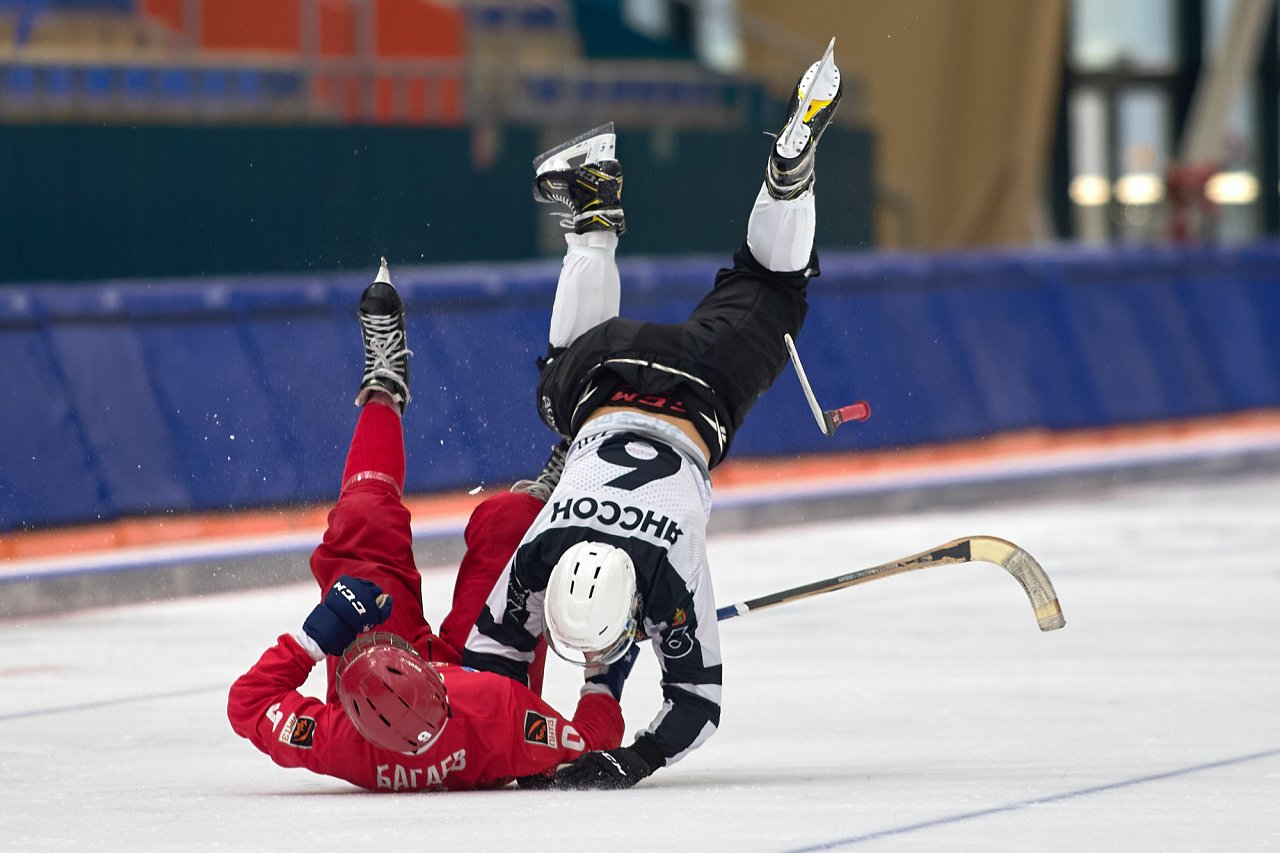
[537,244,814,467]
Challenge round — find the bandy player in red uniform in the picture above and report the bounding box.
[227,260,625,792]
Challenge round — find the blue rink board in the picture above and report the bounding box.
[3,241,1280,531]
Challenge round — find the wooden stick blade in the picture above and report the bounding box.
[969,537,1066,631]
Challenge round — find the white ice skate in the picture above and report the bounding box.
[532,123,625,234]
[767,38,842,200]
[532,122,617,182]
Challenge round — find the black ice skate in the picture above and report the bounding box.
[766,38,843,200]
[354,257,413,412]
[533,123,626,235]
[510,441,569,502]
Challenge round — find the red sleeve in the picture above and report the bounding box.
[230,636,477,791]
[432,669,624,786]
[570,689,626,751]
[227,630,343,763]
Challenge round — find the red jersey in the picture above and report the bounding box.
[228,633,623,792]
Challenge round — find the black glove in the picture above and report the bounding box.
[514,771,558,790]
[302,575,393,656]
[584,643,641,701]
[552,737,665,790]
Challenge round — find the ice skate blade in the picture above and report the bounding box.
[533,122,617,175]
[778,38,838,156]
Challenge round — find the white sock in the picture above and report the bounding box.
[548,230,621,348]
[746,182,816,272]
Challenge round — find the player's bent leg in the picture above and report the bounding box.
[313,260,418,599]
[437,491,549,693]
[339,396,406,498]
[750,40,840,273]
[682,39,841,441]
[674,247,812,459]
[311,260,430,700]
[534,126,625,349]
[312,478,428,702]
[312,396,417,588]
[312,482,421,612]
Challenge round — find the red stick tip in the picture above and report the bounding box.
[836,401,871,422]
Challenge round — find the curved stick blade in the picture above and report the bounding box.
[969,537,1066,631]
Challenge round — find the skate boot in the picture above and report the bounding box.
[354,257,413,412]
[766,38,843,200]
[533,123,625,235]
[510,441,569,502]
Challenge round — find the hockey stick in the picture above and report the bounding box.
[784,333,870,436]
[715,536,1065,631]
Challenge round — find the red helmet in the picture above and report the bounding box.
[336,633,449,754]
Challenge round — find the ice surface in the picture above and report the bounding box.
[2,473,1278,852]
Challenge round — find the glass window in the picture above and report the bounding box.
[1069,89,1112,242]
[622,0,672,39]
[1071,0,1177,70]
[1204,0,1235,59]
[1197,0,1262,240]
[1117,89,1169,180]
[1070,88,1109,180]
[694,0,744,73]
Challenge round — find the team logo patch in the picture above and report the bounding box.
[672,607,687,627]
[279,713,316,748]
[523,710,558,748]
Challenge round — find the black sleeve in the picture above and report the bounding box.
[460,539,557,684]
[638,566,723,764]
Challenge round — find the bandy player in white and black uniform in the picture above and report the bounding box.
[464,41,843,790]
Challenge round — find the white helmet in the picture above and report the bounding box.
[544,540,639,667]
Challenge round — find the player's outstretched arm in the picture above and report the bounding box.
[541,644,657,790]
[227,633,337,768]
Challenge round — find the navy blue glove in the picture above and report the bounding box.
[584,642,641,701]
[551,737,665,790]
[302,575,393,656]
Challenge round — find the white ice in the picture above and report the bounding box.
[2,472,1278,852]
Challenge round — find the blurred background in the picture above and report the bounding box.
[7,0,1280,275]
[3,1,1280,573]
